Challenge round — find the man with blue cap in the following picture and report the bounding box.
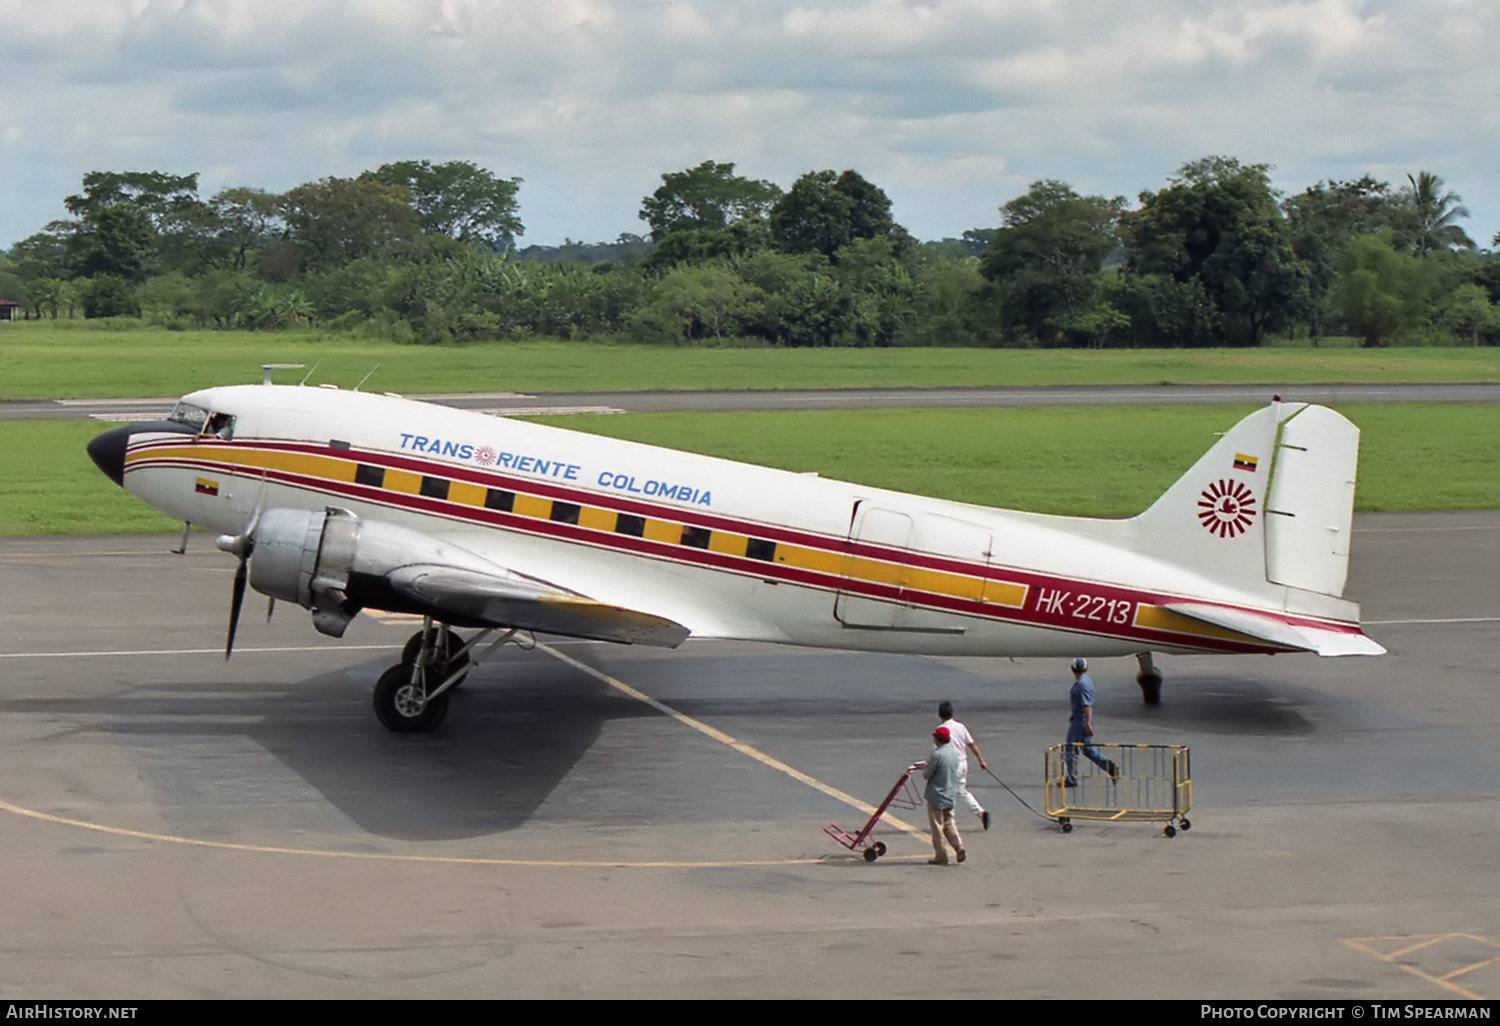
[1064,657,1118,787]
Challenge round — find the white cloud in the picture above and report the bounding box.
[1,0,1497,247]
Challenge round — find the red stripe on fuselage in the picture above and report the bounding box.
[123,439,1359,653]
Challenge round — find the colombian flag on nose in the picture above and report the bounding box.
[1233,453,1258,473]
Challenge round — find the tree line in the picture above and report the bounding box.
[2,156,1497,347]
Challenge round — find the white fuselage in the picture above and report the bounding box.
[118,384,1344,658]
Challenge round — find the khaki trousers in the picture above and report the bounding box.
[926,802,963,863]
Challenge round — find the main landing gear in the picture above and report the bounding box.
[1135,651,1163,705]
[372,618,534,733]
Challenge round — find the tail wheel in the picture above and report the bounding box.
[373,664,450,733]
[402,629,469,689]
[1138,672,1163,705]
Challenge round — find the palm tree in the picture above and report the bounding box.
[1402,171,1474,255]
[31,277,65,319]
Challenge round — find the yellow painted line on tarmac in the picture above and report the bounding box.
[0,550,203,560]
[536,641,927,841]
[1341,933,1495,999]
[365,611,425,625]
[0,799,907,869]
[0,639,929,862]
[0,645,397,659]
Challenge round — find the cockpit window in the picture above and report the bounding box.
[168,402,209,432]
[202,412,235,440]
[170,402,235,440]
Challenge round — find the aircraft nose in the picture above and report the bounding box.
[86,423,134,487]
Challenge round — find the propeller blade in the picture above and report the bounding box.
[217,495,266,659]
[226,555,248,659]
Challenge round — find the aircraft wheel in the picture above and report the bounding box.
[402,629,469,689]
[863,847,879,862]
[373,664,450,733]
[874,842,888,857]
[1137,671,1163,705]
[1164,824,1177,838]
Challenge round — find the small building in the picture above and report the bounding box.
[0,300,20,322]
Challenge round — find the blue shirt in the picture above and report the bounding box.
[1069,674,1094,726]
[923,743,961,809]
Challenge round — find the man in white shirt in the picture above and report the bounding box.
[937,700,990,831]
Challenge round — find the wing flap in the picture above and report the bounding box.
[388,565,691,648]
[1163,601,1384,656]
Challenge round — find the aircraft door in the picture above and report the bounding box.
[836,505,995,632]
[834,505,912,628]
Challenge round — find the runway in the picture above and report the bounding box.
[0,514,1497,998]
[5,381,1499,420]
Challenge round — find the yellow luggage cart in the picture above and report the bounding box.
[1044,743,1192,837]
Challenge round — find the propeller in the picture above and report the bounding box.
[215,505,263,660]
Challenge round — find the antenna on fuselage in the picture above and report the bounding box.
[260,363,305,387]
[298,360,323,386]
[353,364,381,392]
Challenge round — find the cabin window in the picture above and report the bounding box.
[549,501,580,525]
[484,488,515,512]
[420,476,450,500]
[746,538,777,562]
[355,464,386,488]
[614,514,645,537]
[680,526,712,549]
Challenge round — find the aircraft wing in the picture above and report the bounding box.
[1163,602,1385,657]
[387,564,691,648]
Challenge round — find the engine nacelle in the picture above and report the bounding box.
[246,507,508,638]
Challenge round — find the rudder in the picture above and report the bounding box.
[1263,405,1359,597]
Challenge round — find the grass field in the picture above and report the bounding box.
[6,403,1494,536]
[3,320,1499,399]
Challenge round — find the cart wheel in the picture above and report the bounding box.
[1059,818,1072,834]
[873,842,888,857]
[1164,825,1177,838]
[863,847,879,863]
[1179,818,1191,831]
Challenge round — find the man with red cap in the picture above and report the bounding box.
[911,724,965,865]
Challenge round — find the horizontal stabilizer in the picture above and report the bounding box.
[1164,602,1384,657]
[389,565,691,647]
[1280,624,1387,657]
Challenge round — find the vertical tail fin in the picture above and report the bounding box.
[1132,402,1360,600]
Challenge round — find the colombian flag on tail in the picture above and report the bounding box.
[1232,453,1258,473]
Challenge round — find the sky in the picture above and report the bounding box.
[2,0,1498,251]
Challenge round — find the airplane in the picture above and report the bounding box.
[86,379,1384,732]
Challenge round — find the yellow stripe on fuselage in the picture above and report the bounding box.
[1132,604,1262,644]
[134,442,1033,619]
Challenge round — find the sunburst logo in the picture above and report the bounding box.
[473,446,498,466]
[1198,479,1257,538]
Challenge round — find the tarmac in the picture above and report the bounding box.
[0,512,1496,999]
